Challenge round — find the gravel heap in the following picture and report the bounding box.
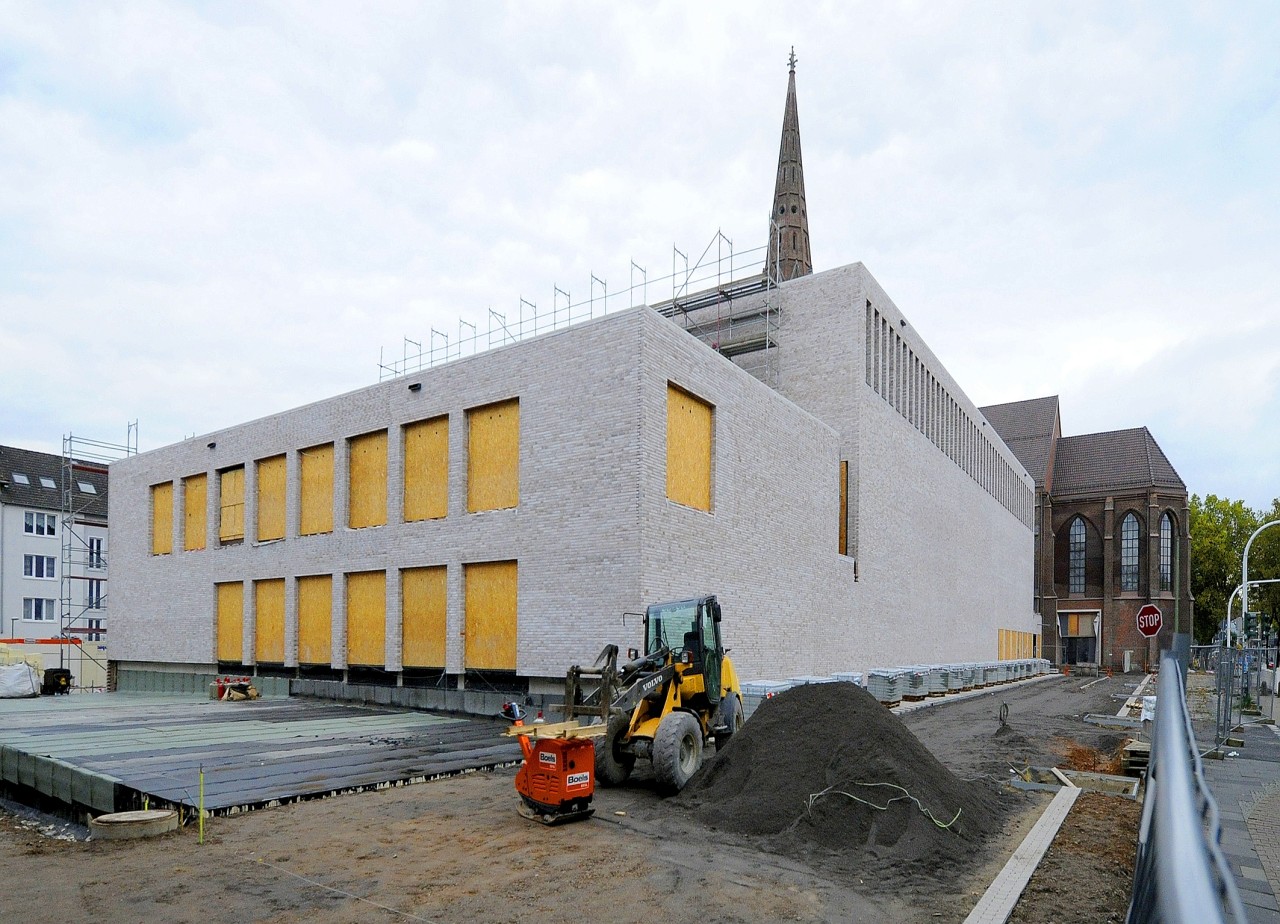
[680,682,1003,866]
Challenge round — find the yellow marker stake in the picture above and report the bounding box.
[198,766,205,845]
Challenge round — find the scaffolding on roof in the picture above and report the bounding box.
[376,227,787,389]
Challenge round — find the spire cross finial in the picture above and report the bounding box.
[788,46,797,73]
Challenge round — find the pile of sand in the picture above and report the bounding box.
[680,682,1003,868]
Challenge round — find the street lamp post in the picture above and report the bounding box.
[1243,520,1280,643]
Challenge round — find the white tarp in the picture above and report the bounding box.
[0,662,41,698]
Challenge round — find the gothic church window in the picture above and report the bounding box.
[1159,513,1173,592]
[1120,513,1140,591]
[1069,518,1086,594]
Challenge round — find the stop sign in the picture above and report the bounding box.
[1136,603,1163,638]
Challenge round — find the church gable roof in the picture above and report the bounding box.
[1050,427,1185,497]
[980,395,1059,489]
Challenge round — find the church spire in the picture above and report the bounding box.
[766,46,812,281]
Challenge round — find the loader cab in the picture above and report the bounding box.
[643,596,723,706]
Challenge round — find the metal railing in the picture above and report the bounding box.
[1126,652,1246,923]
[1190,644,1278,747]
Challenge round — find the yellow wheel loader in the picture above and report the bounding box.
[563,595,743,795]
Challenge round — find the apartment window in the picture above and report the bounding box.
[88,537,105,569]
[1159,514,1173,592]
[1120,513,1141,592]
[1068,518,1086,595]
[87,618,103,642]
[23,598,56,621]
[24,512,56,536]
[24,555,56,579]
[87,579,104,609]
[78,482,97,494]
[39,476,55,488]
[11,473,29,485]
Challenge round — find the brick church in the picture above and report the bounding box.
[981,396,1191,671]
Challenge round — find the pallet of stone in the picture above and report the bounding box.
[1121,739,1151,777]
[831,671,863,686]
[900,666,929,701]
[925,665,949,696]
[866,669,904,706]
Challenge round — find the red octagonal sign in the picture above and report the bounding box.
[1136,603,1163,638]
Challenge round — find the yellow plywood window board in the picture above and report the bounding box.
[666,384,712,512]
[838,460,849,556]
[216,582,244,663]
[467,399,519,513]
[256,454,286,542]
[299,443,334,535]
[346,570,386,666]
[348,431,388,529]
[402,566,447,668]
[404,417,449,522]
[297,575,333,665]
[151,482,173,556]
[183,473,207,551]
[219,467,245,543]
[464,560,517,670]
[255,578,285,664]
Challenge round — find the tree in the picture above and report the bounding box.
[1189,494,1259,644]
[1249,498,1280,641]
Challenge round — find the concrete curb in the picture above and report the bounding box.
[962,786,1081,924]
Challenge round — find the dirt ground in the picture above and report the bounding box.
[0,674,1144,923]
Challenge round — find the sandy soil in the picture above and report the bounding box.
[0,674,1143,923]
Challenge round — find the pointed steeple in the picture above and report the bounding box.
[766,47,812,281]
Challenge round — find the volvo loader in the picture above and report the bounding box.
[562,595,743,795]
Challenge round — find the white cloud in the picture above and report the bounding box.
[0,0,1277,508]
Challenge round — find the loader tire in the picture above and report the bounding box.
[714,694,744,751]
[653,711,703,796]
[594,713,635,786]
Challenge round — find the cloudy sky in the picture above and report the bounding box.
[2,2,1277,509]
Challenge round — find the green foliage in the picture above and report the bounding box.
[1190,495,1280,644]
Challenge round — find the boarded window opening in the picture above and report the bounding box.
[463,560,517,670]
[348,431,388,529]
[216,581,244,662]
[402,566,447,668]
[183,474,207,551]
[297,574,333,665]
[839,461,849,556]
[467,399,519,513]
[151,482,173,556]
[219,466,245,544]
[256,454,286,542]
[254,578,285,664]
[404,417,449,521]
[299,443,334,535]
[346,570,386,666]
[666,384,712,512]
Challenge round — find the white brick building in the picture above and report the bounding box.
[109,264,1038,694]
